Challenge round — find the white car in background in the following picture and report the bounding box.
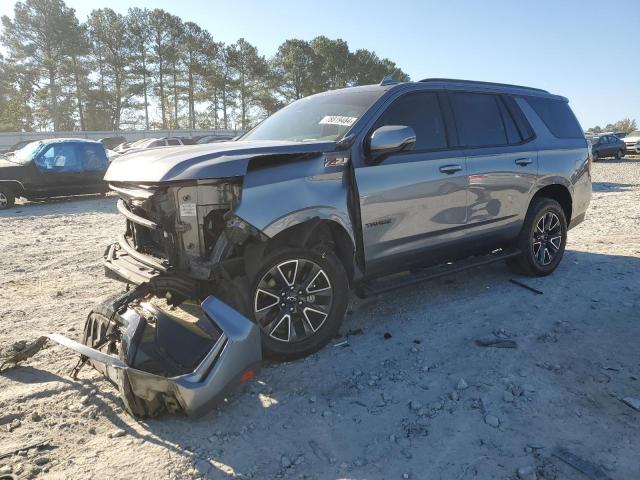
[623,131,640,154]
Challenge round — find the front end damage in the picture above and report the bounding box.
[4,291,262,418]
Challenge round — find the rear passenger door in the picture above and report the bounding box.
[448,91,538,237]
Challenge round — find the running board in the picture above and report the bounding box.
[356,249,521,298]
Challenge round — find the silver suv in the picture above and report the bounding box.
[104,78,592,360]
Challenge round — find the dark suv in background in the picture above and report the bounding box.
[101,78,591,361]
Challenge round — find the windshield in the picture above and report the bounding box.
[6,141,43,164]
[627,131,640,138]
[242,89,383,142]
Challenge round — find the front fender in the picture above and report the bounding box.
[233,156,355,243]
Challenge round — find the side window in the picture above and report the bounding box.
[148,140,163,147]
[167,138,180,146]
[79,144,109,172]
[524,96,583,139]
[600,136,609,144]
[449,93,507,147]
[35,144,81,172]
[372,92,447,151]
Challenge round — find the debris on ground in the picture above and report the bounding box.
[0,337,48,372]
[509,279,544,295]
[620,397,640,412]
[0,440,51,461]
[475,336,518,348]
[552,448,613,480]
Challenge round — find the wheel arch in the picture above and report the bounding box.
[530,183,572,223]
[0,180,25,197]
[266,217,356,283]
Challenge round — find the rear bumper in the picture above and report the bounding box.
[47,296,261,417]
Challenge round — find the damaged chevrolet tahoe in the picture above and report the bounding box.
[21,78,590,417]
[105,78,591,359]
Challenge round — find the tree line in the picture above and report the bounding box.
[585,118,637,135]
[0,0,410,133]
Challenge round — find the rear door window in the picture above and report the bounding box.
[449,92,507,147]
[524,97,583,139]
[372,92,447,151]
[36,144,81,172]
[167,138,181,146]
[78,143,109,172]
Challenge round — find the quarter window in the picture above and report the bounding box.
[449,92,507,147]
[524,96,583,139]
[372,92,447,151]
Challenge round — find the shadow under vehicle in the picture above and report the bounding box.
[0,138,110,210]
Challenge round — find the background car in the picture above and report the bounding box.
[119,137,189,155]
[623,130,640,154]
[0,139,37,155]
[195,134,235,144]
[98,136,127,150]
[0,138,109,209]
[591,134,625,160]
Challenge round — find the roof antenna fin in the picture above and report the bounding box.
[379,75,398,86]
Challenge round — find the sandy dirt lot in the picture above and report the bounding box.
[1,157,639,480]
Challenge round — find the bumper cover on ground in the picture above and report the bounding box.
[47,296,261,417]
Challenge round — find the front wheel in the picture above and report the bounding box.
[0,186,15,210]
[250,246,348,360]
[507,198,567,276]
[615,149,623,160]
[592,151,599,162]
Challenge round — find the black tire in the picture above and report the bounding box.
[615,149,623,160]
[592,151,599,162]
[249,245,348,360]
[507,198,567,276]
[0,186,15,210]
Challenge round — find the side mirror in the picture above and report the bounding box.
[368,125,416,160]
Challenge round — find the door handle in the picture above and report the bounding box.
[515,157,533,166]
[439,164,462,174]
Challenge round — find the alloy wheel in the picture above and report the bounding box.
[532,212,562,266]
[0,192,7,209]
[254,259,333,343]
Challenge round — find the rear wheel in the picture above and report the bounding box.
[507,198,567,276]
[250,246,348,360]
[592,151,599,162]
[0,186,15,210]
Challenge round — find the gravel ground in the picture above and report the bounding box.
[1,157,639,480]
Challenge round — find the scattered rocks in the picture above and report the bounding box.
[33,457,50,466]
[516,465,537,480]
[449,390,459,401]
[30,412,42,422]
[409,400,422,411]
[0,465,12,475]
[456,378,468,390]
[484,414,500,428]
[503,391,515,403]
[280,455,292,468]
[108,429,126,438]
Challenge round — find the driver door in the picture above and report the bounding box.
[354,91,468,273]
[32,143,82,196]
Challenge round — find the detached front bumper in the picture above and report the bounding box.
[47,295,261,417]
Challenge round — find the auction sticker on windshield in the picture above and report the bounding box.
[319,116,358,127]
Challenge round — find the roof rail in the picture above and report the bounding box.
[419,78,549,94]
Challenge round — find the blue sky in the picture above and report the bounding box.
[2,0,639,129]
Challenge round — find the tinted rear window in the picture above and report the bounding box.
[450,92,507,147]
[525,97,583,139]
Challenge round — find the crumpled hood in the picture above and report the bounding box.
[104,140,336,183]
